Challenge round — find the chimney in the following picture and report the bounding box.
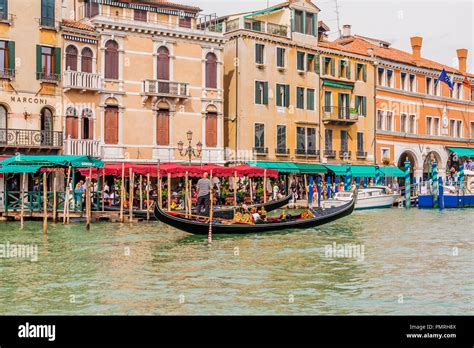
[457,48,468,73]
[410,36,423,59]
[342,24,351,38]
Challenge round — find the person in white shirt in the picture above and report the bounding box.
[272,183,279,200]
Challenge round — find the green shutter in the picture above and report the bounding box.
[330,58,335,76]
[302,11,306,34]
[7,41,15,72]
[312,14,316,36]
[285,85,290,107]
[263,81,268,104]
[291,9,295,32]
[362,96,367,116]
[54,47,61,79]
[338,61,342,77]
[362,64,367,82]
[314,53,320,74]
[346,61,351,79]
[338,93,342,108]
[36,45,42,79]
[355,96,360,112]
[255,81,260,104]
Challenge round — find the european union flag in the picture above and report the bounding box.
[436,69,453,90]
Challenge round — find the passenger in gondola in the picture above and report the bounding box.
[250,207,264,224]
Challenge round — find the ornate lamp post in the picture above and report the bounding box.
[177,130,202,165]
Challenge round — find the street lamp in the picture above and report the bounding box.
[177,130,202,165]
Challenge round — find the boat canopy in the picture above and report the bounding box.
[248,161,327,174]
[324,164,404,177]
[448,147,474,158]
[0,154,104,173]
[380,166,405,177]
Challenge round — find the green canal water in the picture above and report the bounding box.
[0,209,472,315]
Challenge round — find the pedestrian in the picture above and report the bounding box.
[195,172,212,216]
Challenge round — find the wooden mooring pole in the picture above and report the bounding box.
[52,175,57,222]
[139,175,143,211]
[63,166,71,224]
[20,173,26,230]
[120,163,125,222]
[167,173,171,211]
[42,172,47,235]
[129,168,134,223]
[146,173,150,221]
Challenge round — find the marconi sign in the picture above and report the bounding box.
[10,96,49,105]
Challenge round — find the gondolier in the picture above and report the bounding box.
[196,172,212,216]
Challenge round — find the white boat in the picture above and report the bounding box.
[322,186,400,210]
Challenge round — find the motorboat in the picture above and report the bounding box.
[322,186,399,210]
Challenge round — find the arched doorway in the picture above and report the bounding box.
[397,150,417,179]
[40,107,53,145]
[422,151,442,180]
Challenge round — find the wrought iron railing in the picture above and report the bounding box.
[0,68,15,79]
[356,151,367,158]
[36,72,61,82]
[324,149,336,158]
[275,147,289,155]
[0,129,63,147]
[323,106,356,121]
[339,150,352,159]
[295,149,319,156]
[253,147,268,155]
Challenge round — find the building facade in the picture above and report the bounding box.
[62,0,225,164]
[223,0,322,164]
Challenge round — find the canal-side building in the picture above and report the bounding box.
[62,0,225,163]
[318,29,474,178]
[0,0,64,157]
[222,0,322,164]
[318,25,376,165]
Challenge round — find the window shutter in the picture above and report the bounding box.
[330,58,335,76]
[362,64,367,82]
[36,45,42,79]
[314,53,320,74]
[346,61,351,79]
[284,85,290,107]
[7,41,15,72]
[362,97,367,116]
[301,11,306,34]
[255,81,260,104]
[338,61,342,77]
[54,47,61,79]
[355,96,360,111]
[263,81,268,104]
[291,9,295,32]
[312,13,316,36]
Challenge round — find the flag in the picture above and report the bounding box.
[462,75,471,89]
[436,69,453,90]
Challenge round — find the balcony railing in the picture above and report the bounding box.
[322,106,358,125]
[324,149,336,158]
[0,129,63,148]
[143,80,189,98]
[275,147,290,155]
[64,137,101,157]
[225,18,289,38]
[64,70,102,91]
[0,68,15,79]
[36,72,60,83]
[295,149,319,156]
[253,147,268,155]
[356,151,367,159]
[339,150,352,159]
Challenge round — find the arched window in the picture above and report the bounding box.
[157,46,170,81]
[104,106,118,144]
[82,108,93,140]
[205,112,217,147]
[65,106,78,139]
[40,107,53,145]
[156,109,169,146]
[81,47,93,73]
[66,45,78,71]
[205,52,217,89]
[104,40,119,80]
[0,105,7,143]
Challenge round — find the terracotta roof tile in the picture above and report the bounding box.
[62,19,95,32]
[320,36,467,76]
[131,0,201,12]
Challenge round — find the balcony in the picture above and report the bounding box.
[143,80,189,99]
[356,151,367,159]
[253,147,268,156]
[0,129,63,149]
[64,70,102,92]
[64,137,101,157]
[295,149,319,157]
[36,72,60,84]
[322,106,358,125]
[0,68,15,80]
[225,18,289,38]
[339,150,352,159]
[324,149,336,158]
[275,148,290,156]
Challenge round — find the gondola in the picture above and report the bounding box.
[104,193,292,220]
[153,192,356,235]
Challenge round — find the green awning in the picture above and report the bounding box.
[322,80,354,90]
[0,155,104,169]
[380,166,405,177]
[448,147,474,158]
[0,165,43,173]
[244,6,285,18]
[293,163,328,174]
[350,165,376,177]
[247,161,299,173]
[323,165,348,175]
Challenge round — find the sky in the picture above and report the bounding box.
[184,0,474,73]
